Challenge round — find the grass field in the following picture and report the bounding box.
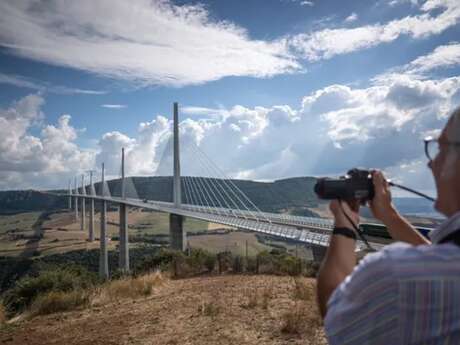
[0,208,269,258]
[0,212,42,235]
[0,206,321,260]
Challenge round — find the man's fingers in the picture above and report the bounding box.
[372,170,388,193]
[346,199,360,213]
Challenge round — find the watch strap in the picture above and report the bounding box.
[332,227,357,240]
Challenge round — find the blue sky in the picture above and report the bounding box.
[0,0,459,193]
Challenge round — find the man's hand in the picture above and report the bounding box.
[368,170,430,245]
[369,170,397,222]
[329,199,360,230]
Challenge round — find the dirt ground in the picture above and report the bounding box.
[0,275,327,345]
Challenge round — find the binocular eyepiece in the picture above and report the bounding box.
[314,168,375,203]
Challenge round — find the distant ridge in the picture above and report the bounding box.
[0,176,320,216]
[0,176,440,218]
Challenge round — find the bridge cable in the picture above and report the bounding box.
[188,142,252,220]
[182,140,246,218]
[189,142,269,223]
[186,142,249,221]
[190,142,270,223]
[189,144,247,219]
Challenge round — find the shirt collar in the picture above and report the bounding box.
[429,211,460,244]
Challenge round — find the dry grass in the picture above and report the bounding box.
[199,300,220,317]
[292,277,315,302]
[281,304,322,337]
[261,286,273,310]
[30,290,90,316]
[281,305,305,335]
[0,304,5,324]
[95,271,165,304]
[280,277,323,340]
[240,286,273,310]
[241,288,258,309]
[3,275,328,345]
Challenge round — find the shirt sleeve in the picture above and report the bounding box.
[324,250,400,345]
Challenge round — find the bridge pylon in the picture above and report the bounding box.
[119,147,130,273]
[170,102,186,251]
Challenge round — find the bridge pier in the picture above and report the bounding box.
[74,177,79,221]
[170,214,186,251]
[118,147,130,273]
[119,204,129,272]
[81,175,86,231]
[170,103,186,252]
[89,171,95,242]
[310,245,327,263]
[89,198,95,242]
[99,164,109,279]
[68,180,72,210]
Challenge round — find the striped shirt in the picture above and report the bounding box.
[324,211,460,345]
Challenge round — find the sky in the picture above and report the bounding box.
[0,0,459,195]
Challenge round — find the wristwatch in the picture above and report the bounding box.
[332,227,357,240]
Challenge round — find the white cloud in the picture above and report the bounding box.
[2,42,459,194]
[181,106,228,119]
[300,1,314,6]
[0,72,106,95]
[290,0,460,61]
[344,13,358,23]
[405,42,460,74]
[389,0,420,7]
[101,104,127,109]
[4,69,458,192]
[0,94,94,190]
[0,0,299,87]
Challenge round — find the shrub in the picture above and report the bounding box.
[30,290,90,316]
[256,250,275,274]
[277,255,301,276]
[304,261,320,278]
[134,248,182,274]
[245,257,258,273]
[232,255,243,273]
[187,249,216,273]
[3,264,98,316]
[203,253,216,272]
[217,251,232,274]
[106,271,164,301]
[199,300,220,317]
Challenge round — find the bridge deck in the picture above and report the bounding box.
[69,193,384,251]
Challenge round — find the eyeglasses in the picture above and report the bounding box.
[424,136,460,161]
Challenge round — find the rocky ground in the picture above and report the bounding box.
[0,275,327,345]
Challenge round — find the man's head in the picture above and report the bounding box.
[429,107,460,217]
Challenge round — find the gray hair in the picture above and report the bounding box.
[441,106,460,180]
[446,106,460,143]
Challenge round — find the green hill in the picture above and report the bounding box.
[0,176,321,216]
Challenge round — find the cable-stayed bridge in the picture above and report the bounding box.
[54,103,387,278]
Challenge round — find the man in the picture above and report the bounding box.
[317,106,460,344]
